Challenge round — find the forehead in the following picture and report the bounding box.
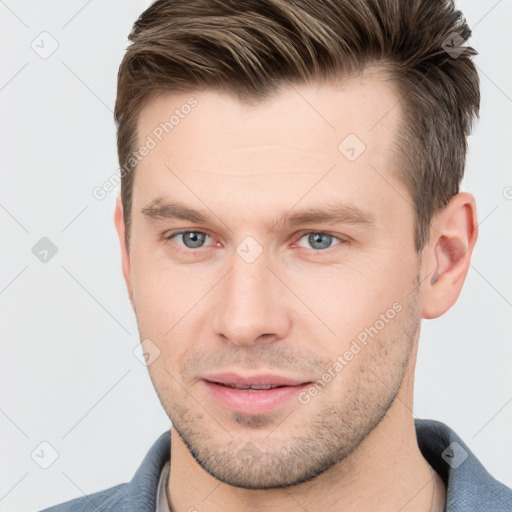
[137,69,400,165]
[132,70,408,221]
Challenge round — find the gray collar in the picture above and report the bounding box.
[143,419,512,512]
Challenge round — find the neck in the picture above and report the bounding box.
[167,348,446,512]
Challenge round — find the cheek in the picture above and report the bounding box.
[130,256,221,381]
[130,249,213,333]
[286,253,413,343]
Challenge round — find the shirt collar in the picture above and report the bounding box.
[149,419,512,512]
[155,460,171,512]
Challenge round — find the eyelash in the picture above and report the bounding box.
[163,229,348,255]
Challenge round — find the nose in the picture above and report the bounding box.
[211,252,292,347]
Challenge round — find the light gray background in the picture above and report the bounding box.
[1,1,511,511]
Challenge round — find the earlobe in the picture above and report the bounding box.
[421,193,478,319]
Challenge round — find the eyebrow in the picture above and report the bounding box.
[141,199,211,224]
[141,197,375,231]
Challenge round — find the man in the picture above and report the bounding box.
[41,0,512,511]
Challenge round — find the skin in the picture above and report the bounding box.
[114,68,477,512]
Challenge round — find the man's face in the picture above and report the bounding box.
[119,71,425,488]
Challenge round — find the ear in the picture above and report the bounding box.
[114,192,133,306]
[421,192,478,319]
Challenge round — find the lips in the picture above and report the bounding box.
[202,372,312,415]
[203,371,309,388]
[215,383,282,390]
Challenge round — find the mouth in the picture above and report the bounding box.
[201,372,312,415]
[209,382,287,390]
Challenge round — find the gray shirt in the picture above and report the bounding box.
[39,419,512,512]
[156,461,171,512]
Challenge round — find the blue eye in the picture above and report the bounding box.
[168,231,211,249]
[297,232,342,250]
[165,230,345,254]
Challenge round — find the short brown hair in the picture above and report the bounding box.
[114,0,480,252]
